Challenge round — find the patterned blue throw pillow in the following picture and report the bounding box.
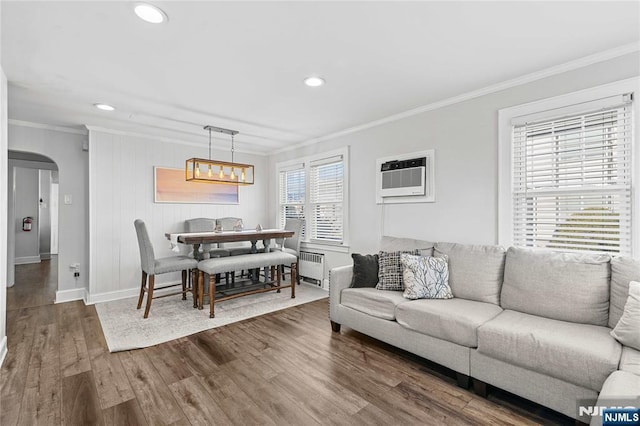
[400,253,453,299]
[376,250,420,291]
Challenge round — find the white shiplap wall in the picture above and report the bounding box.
[88,130,269,303]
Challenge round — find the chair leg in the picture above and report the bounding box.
[296,261,300,285]
[181,270,187,300]
[143,275,155,318]
[137,271,147,309]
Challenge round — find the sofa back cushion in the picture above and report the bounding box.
[501,247,611,326]
[380,236,434,256]
[433,242,506,305]
[609,256,640,328]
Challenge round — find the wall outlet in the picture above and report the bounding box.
[74,272,80,277]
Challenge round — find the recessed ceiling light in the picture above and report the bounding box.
[94,103,115,111]
[134,3,168,24]
[304,76,325,87]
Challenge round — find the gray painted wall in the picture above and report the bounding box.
[14,167,39,262]
[268,52,640,273]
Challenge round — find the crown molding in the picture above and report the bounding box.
[275,42,640,154]
[8,119,88,136]
[85,125,267,156]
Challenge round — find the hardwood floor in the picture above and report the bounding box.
[2,260,572,425]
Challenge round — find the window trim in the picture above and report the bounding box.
[498,77,639,256]
[275,147,350,247]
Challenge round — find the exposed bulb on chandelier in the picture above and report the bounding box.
[195,162,200,177]
[207,164,213,178]
[241,168,246,182]
[218,166,224,179]
[230,167,236,180]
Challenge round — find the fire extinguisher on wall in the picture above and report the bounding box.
[22,217,33,231]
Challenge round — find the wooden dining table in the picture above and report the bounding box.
[165,228,295,258]
[165,228,296,287]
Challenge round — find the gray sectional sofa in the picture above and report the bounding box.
[328,236,640,423]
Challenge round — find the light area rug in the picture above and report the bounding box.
[95,283,328,352]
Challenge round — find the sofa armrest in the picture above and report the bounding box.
[589,370,640,426]
[329,265,353,321]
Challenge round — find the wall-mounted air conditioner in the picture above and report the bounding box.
[376,150,435,204]
[379,157,426,197]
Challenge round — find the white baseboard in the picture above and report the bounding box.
[86,281,183,305]
[14,256,41,265]
[0,336,7,368]
[86,287,139,305]
[55,287,87,304]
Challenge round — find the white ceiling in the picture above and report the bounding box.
[3,1,639,154]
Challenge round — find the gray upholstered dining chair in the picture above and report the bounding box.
[134,219,198,318]
[277,218,303,285]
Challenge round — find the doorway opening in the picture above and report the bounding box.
[7,150,59,310]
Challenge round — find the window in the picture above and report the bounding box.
[499,83,637,256]
[278,166,306,237]
[310,157,343,242]
[277,149,348,246]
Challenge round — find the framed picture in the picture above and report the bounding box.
[154,166,239,204]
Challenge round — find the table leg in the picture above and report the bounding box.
[192,244,201,260]
[262,239,271,283]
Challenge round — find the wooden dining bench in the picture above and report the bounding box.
[196,251,298,318]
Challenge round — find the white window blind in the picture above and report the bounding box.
[512,98,633,255]
[310,157,344,243]
[278,167,305,237]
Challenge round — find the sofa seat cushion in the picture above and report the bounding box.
[620,346,640,376]
[396,298,503,348]
[340,288,409,320]
[478,310,621,391]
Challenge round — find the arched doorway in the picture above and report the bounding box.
[7,150,59,308]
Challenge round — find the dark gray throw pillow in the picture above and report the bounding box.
[350,253,379,288]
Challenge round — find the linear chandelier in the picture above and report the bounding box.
[185,125,255,185]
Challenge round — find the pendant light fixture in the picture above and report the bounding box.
[185,125,255,185]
